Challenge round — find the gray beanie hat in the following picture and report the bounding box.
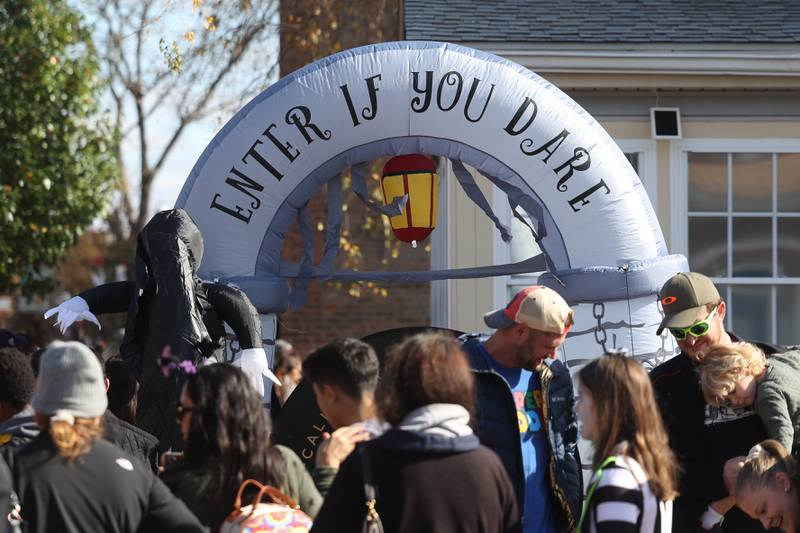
[32,341,107,418]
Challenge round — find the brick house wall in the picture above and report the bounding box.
[278,0,431,356]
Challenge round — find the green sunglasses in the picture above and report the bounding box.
[669,306,719,341]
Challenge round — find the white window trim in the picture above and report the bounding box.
[669,138,800,254]
[616,139,658,209]
[669,138,800,340]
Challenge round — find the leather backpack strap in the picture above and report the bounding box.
[233,479,299,510]
[358,445,384,533]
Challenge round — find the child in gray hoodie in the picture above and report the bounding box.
[699,342,800,456]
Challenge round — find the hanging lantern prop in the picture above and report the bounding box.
[380,154,438,248]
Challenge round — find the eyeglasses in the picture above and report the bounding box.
[175,404,196,422]
[669,306,719,341]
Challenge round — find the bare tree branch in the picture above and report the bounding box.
[86,0,280,247]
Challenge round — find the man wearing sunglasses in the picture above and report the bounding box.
[650,272,784,533]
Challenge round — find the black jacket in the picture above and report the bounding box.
[0,454,12,533]
[102,410,159,473]
[311,429,520,533]
[2,434,203,533]
[0,408,39,451]
[461,334,582,532]
[650,333,783,533]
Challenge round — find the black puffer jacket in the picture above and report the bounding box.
[461,334,582,532]
[102,410,159,473]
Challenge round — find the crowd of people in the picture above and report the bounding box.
[2,270,800,533]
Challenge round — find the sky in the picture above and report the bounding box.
[95,2,279,220]
[125,117,220,215]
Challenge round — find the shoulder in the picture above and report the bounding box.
[595,456,645,489]
[472,444,508,469]
[276,444,304,470]
[105,412,158,447]
[544,357,571,379]
[72,439,155,483]
[459,333,491,371]
[768,350,800,368]
[731,332,788,355]
[649,354,690,385]
[162,455,217,485]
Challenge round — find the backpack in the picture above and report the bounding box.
[220,479,312,533]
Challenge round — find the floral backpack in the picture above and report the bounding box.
[220,479,312,533]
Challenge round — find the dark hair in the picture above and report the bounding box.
[105,358,139,424]
[0,347,35,407]
[0,330,33,355]
[377,332,474,426]
[30,348,45,378]
[578,354,678,500]
[274,339,298,373]
[184,364,284,512]
[303,338,379,400]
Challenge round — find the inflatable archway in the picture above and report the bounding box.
[175,41,688,368]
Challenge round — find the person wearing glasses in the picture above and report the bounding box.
[650,272,784,532]
[161,363,321,530]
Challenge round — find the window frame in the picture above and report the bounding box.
[669,138,800,341]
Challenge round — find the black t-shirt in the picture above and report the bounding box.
[3,434,202,533]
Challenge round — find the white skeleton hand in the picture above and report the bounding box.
[44,296,101,335]
[232,347,280,397]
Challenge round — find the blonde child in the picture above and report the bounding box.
[735,439,800,532]
[699,342,800,456]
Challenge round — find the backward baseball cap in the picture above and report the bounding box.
[657,272,721,335]
[484,285,574,334]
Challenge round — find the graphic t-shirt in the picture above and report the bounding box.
[478,343,555,533]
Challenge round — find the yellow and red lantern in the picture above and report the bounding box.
[380,154,438,248]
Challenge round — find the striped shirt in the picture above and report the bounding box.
[582,454,672,533]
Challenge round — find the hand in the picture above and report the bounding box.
[159,451,184,474]
[700,497,735,529]
[315,425,370,469]
[709,495,736,516]
[232,348,280,397]
[724,456,746,495]
[44,296,101,334]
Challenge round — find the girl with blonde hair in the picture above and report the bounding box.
[576,353,677,533]
[735,439,800,532]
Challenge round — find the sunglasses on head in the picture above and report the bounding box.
[669,306,718,341]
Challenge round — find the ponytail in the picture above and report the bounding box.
[736,439,797,497]
[48,416,103,461]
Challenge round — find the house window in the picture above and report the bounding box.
[686,151,800,345]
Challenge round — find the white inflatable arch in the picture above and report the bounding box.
[176,41,687,366]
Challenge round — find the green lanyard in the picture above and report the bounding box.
[577,455,618,531]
